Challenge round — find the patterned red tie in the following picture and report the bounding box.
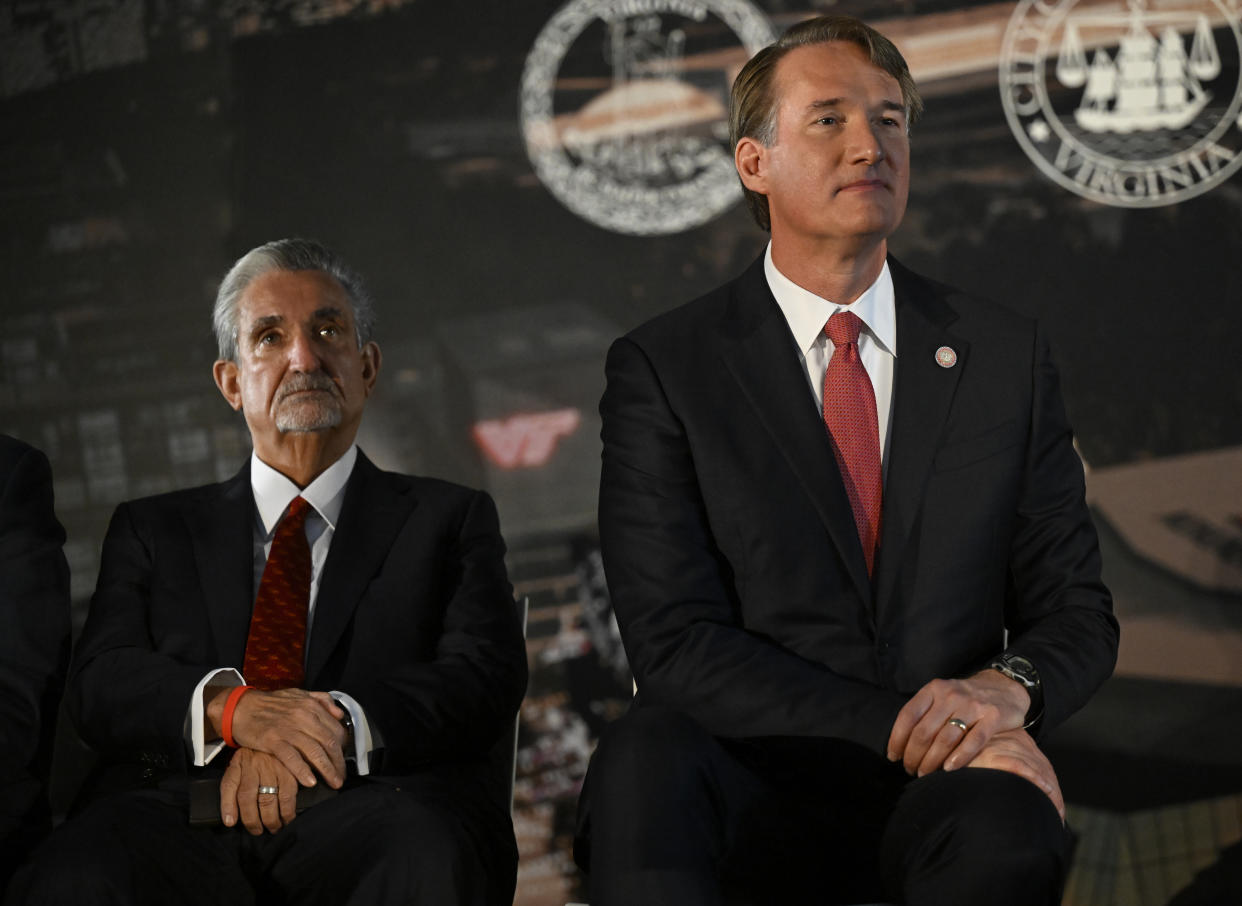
[823,312,883,575]
[243,496,312,690]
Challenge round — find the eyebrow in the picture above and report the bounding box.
[806,98,905,114]
[247,314,284,337]
[247,307,348,334]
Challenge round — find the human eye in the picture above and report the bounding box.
[257,330,280,347]
[318,323,342,340]
[815,114,840,126]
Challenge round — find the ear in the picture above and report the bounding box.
[359,342,381,397]
[213,360,243,411]
[735,136,768,195]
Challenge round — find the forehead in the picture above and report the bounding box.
[772,40,901,111]
[237,269,355,325]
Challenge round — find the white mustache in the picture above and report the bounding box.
[277,373,339,401]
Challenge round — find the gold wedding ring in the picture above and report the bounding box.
[946,718,969,733]
[257,785,279,796]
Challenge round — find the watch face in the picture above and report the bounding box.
[1002,654,1039,685]
[1007,655,1034,673]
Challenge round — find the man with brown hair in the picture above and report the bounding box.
[576,16,1117,905]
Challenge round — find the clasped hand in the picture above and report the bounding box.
[208,687,347,834]
[885,671,1065,821]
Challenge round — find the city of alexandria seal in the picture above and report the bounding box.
[520,0,776,235]
[1000,0,1242,207]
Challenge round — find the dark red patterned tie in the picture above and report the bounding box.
[823,312,883,575]
[243,496,311,690]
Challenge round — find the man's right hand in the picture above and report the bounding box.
[965,728,1065,823]
[207,687,347,788]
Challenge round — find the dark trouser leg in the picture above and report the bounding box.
[4,788,252,906]
[581,707,737,906]
[580,707,1069,906]
[6,777,515,906]
[257,777,516,906]
[881,767,1070,906]
[578,707,903,906]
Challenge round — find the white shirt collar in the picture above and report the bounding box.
[250,445,358,536]
[763,242,897,358]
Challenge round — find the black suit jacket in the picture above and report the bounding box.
[69,451,527,812]
[0,435,70,879]
[598,255,1118,757]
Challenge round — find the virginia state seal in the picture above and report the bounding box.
[1000,0,1242,207]
[520,0,776,235]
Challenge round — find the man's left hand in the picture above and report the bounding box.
[886,669,1029,776]
[220,747,300,836]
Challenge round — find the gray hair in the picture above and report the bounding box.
[212,238,376,362]
[730,15,923,232]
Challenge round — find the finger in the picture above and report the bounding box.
[944,724,992,771]
[974,753,1052,799]
[902,703,957,775]
[257,768,282,834]
[277,770,299,826]
[915,720,971,777]
[308,691,346,720]
[238,778,263,836]
[1008,758,1064,822]
[292,733,346,789]
[887,689,933,761]
[1048,780,1066,823]
[271,740,319,788]
[219,760,241,828]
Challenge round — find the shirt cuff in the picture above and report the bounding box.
[329,691,378,776]
[187,668,244,766]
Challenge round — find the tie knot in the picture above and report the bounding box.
[825,310,864,347]
[284,496,311,527]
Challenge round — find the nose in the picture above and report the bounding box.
[847,120,885,166]
[286,328,324,372]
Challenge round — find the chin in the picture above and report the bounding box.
[275,404,343,434]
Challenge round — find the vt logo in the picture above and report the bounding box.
[472,408,582,469]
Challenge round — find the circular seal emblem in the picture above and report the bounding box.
[999,0,1242,207]
[520,0,776,235]
[935,346,958,368]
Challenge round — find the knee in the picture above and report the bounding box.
[582,706,727,856]
[6,819,130,905]
[589,707,716,798]
[948,769,1066,866]
[885,769,1068,903]
[355,796,498,903]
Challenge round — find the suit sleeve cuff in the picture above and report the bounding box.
[330,691,379,776]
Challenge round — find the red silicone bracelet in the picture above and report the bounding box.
[220,685,253,748]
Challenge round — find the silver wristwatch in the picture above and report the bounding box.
[989,653,1043,730]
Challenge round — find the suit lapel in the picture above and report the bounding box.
[305,452,417,685]
[874,258,968,618]
[194,464,256,669]
[718,259,873,605]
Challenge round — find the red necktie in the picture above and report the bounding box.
[243,496,312,690]
[823,312,883,575]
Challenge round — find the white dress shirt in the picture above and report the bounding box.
[763,242,898,472]
[187,444,376,773]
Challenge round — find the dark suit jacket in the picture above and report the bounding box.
[68,451,527,815]
[0,435,70,880]
[598,255,1118,757]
